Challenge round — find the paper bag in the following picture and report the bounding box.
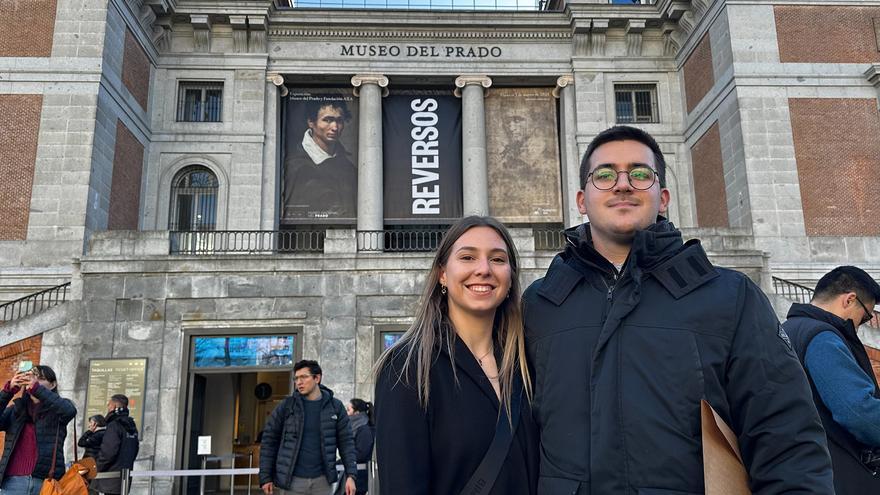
[701,399,751,495]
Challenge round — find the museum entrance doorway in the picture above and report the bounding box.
[181,333,299,494]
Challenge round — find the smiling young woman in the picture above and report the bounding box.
[373,215,538,495]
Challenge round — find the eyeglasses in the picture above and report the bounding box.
[587,165,658,191]
[293,374,314,382]
[854,296,876,326]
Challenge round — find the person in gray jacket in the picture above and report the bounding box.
[259,360,356,495]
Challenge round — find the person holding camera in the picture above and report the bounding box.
[0,364,77,495]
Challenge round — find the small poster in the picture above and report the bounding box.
[84,358,147,435]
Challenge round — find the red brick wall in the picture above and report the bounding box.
[0,334,43,445]
[0,95,42,240]
[122,29,151,111]
[690,123,729,227]
[0,0,57,57]
[108,121,144,230]
[683,33,714,114]
[775,6,880,63]
[789,98,880,236]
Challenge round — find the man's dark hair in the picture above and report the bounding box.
[305,99,352,124]
[813,266,880,305]
[110,394,129,408]
[294,359,322,377]
[580,125,667,189]
[89,414,107,427]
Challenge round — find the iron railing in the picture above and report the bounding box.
[0,283,71,322]
[772,276,879,329]
[278,0,545,9]
[772,276,814,304]
[533,227,566,251]
[358,229,447,252]
[170,230,325,254]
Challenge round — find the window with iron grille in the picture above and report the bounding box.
[169,166,218,231]
[177,82,223,122]
[614,84,659,123]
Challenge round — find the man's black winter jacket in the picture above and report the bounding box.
[93,408,140,495]
[523,221,833,494]
[259,385,356,489]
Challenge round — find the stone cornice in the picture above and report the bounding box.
[267,28,570,40]
[552,73,573,97]
[865,64,880,87]
[454,75,492,88]
[351,74,390,87]
[351,74,390,97]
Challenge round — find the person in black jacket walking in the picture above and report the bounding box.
[259,360,357,495]
[783,266,880,494]
[523,126,833,494]
[0,365,76,495]
[78,414,107,460]
[374,216,539,495]
[92,395,139,495]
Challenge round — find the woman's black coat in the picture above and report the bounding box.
[375,337,539,495]
[0,383,77,484]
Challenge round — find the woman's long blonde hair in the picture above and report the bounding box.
[373,215,532,418]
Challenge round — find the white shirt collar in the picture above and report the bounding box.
[302,129,335,165]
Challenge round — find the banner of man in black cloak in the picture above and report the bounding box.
[281,88,359,224]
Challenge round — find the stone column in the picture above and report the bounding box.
[554,74,582,226]
[455,75,492,216]
[351,74,389,244]
[262,73,287,231]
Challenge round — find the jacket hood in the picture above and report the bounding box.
[293,383,336,404]
[563,217,684,273]
[786,302,858,339]
[349,412,369,432]
[106,408,138,435]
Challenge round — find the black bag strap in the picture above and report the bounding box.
[47,422,60,479]
[459,378,524,495]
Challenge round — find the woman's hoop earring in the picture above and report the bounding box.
[440,285,447,295]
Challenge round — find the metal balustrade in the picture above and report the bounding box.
[533,227,566,251]
[170,230,325,254]
[357,229,447,252]
[0,283,71,322]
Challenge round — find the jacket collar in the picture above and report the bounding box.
[563,218,684,274]
[438,333,500,410]
[293,384,335,405]
[543,219,716,304]
[786,303,859,341]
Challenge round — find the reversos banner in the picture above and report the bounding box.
[382,90,462,223]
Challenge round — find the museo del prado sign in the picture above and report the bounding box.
[339,44,503,58]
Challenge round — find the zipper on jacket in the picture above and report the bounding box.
[600,272,617,321]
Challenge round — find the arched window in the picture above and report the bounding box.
[169,166,218,231]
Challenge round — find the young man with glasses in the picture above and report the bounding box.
[782,266,880,494]
[523,125,833,494]
[259,360,357,495]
